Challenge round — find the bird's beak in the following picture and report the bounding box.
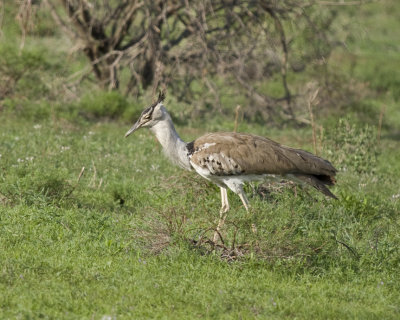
[125,120,141,138]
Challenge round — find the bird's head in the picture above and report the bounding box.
[125,91,167,137]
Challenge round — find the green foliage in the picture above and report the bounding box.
[356,57,400,101]
[0,45,51,99]
[1,98,52,121]
[77,91,141,121]
[33,7,59,37]
[324,118,379,173]
[341,1,400,102]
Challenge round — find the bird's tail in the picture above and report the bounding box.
[293,174,338,199]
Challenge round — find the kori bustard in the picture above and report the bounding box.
[125,92,337,238]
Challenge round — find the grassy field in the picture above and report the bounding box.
[1,1,400,319]
[1,116,399,319]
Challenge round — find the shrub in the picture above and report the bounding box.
[2,98,52,121]
[77,91,130,120]
[0,45,51,100]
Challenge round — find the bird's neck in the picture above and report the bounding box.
[150,115,192,170]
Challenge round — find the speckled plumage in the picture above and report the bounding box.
[125,94,337,240]
[187,132,337,199]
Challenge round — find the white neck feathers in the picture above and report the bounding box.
[149,114,192,171]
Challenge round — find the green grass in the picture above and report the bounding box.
[1,113,400,319]
[1,0,400,318]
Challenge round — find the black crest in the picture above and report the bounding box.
[146,90,166,113]
[157,90,166,103]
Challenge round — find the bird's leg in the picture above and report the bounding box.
[238,189,250,212]
[220,187,229,213]
[213,187,229,242]
[225,182,250,212]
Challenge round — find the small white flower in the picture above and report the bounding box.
[88,131,94,135]
[25,157,34,161]
[61,146,70,152]
[392,194,400,199]
[33,124,42,129]
[15,137,20,141]
[17,158,24,163]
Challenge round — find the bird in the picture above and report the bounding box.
[125,91,337,240]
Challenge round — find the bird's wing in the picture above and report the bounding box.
[189,132,337,178]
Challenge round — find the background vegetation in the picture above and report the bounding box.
[0,0,399,318]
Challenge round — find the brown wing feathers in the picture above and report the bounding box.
[293,174,338,199]
[190,132,337,197]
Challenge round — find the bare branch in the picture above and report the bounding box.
[43,0,77,39]
[111,1,144,48]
